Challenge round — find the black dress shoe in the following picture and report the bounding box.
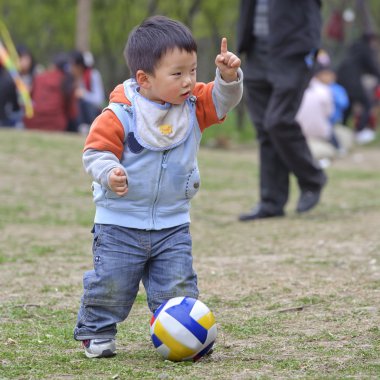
[296,189,322,213]
[238,207,285,222]
[296,175,327,213]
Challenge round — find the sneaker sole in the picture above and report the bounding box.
[84,349,116,359]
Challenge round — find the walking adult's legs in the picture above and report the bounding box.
[351,86,373,132]
[239,79,289,221]
[265,61,326,194]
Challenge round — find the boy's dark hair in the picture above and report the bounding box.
[124,15,197,78]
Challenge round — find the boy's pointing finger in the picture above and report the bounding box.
[220,37,228,54]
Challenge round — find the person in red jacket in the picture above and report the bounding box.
[24,53,77,132]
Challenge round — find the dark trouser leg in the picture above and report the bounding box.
[356,91,372,132]
[244,80,289,214]
[265,66,326,192]
[342,99,353,126]
[344,91,371,132]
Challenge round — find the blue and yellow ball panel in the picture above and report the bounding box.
[150,297,217,361]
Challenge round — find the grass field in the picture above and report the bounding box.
[1,128,380,379]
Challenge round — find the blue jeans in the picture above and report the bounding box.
[74,223,199,340]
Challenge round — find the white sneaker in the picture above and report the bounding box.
[355,128,376,145]
[82,338,116,358]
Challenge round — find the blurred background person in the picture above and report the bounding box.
[24,52,77,132]
[17,44,39,92]
[296,50,353,167]
[15,44,43,127]
[0,59,20,127]
[336,33,380,144]
[69,50,105,133]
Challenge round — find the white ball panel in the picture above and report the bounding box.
[189,300,210,320]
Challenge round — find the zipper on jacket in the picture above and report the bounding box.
[151,150,169,229]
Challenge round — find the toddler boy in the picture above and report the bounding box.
[74,15,243,358]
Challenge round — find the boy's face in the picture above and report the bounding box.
[140,48,197,105]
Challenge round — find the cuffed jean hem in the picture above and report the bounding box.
[74,331,116,341]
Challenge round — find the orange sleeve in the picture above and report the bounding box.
[193,82,226,132]
[83,110,125,160]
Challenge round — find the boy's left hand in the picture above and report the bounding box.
[215,37,241,83]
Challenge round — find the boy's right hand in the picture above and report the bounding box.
[215,37,241,83]
[109,168,128,196]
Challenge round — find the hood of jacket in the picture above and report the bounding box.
[109,83,132,105]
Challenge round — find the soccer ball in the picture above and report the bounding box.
[150,296,217,362]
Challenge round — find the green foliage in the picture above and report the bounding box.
[0,0,240,91]
[1,0,380,91]
[0,0,76,63]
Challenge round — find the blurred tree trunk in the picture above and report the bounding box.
[76,0,92,51]
[184,0,201,28]
[147,0,159,15]
[356,0,377,34]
